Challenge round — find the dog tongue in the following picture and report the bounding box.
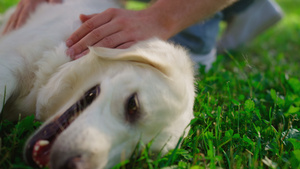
[32,140,51,167]
[25,85,100,168]
[25,99,83,168]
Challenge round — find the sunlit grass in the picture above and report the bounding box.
[0,0,18,13]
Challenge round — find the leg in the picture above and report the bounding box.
[169,12,222,71]
[218,0,283,51]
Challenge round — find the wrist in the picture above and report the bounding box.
[141,4,179,40]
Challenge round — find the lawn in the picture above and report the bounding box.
[0,0,299,168]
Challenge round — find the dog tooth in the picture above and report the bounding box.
[34,145,40,151]
[33,157,44,168]
[35,160,40,165]
[38,163,43,168]
[36,160,43,167]
[39,140,50,146]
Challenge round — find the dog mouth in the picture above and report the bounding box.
[24,84,100,168]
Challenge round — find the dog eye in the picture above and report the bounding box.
[125,93,140,123]
[77,84,101,111]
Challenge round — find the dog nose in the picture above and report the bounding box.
[61,155,85,169]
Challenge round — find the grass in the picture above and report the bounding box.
[1,0,300,168]
[0,0,19,13]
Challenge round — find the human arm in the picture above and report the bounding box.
[2,0,62,35]
[66,0,237,59]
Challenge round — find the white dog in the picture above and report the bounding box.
[0,0,195,168]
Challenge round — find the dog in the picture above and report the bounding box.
[0,0,195,168]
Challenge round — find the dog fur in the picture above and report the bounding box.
[0,0,195,168]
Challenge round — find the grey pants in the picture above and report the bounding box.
[169,0,254,54]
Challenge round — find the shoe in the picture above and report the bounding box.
[190,48,216,72]
[217,0,283,51]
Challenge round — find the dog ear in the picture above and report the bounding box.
[89,38,193,76]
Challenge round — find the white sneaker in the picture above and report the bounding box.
[190,48,216,72]
[218,0,283,51]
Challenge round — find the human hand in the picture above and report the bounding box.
[2,0,62,35]
[66,8,174,60]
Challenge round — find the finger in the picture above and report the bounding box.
[116,41,135,49]
[93,31,129,48]
[2,14,15,34]
[48,0,62,4]
[73,49,89,60]
[2,3,24,34]
[15,5,32,29]
[66,9,116,47]
[65,14,93,45]
[79,14,96,23]
[3,15,19,34]
[67,22,121,58]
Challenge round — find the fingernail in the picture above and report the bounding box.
[74,55,82,60]
[66,39,73,47]
[74,52,87,60]
[66,48,75,57]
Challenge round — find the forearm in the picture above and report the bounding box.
[66,0,237,58]
[145,0,237,38]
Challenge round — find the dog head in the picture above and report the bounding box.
[24,38,195,169]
